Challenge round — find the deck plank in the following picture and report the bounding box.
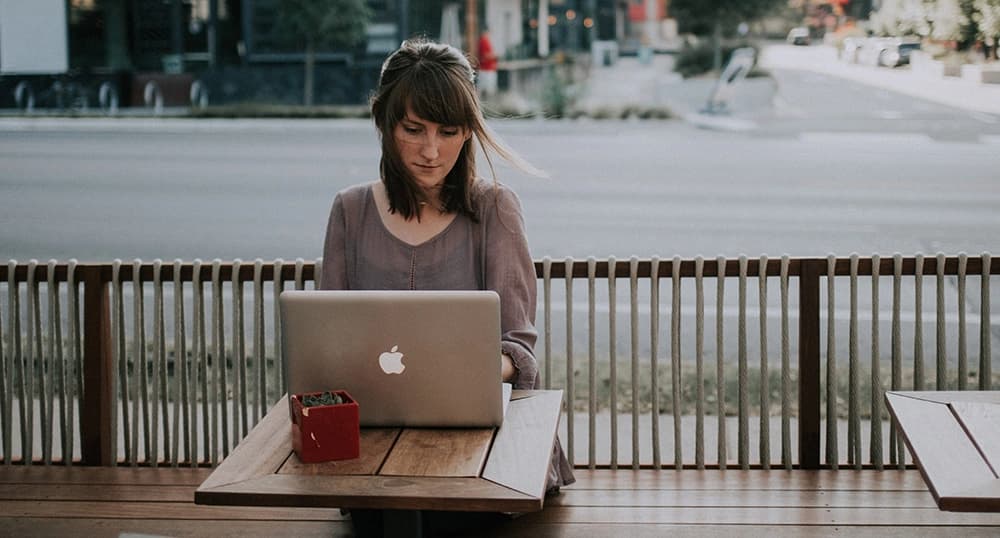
[1,500,346,520]
[545,489,939,508]
[508,506,1000,525]
[565,468,931,490]
[0,518,351,538]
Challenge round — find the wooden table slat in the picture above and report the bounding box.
[886,392,996,507]
[950,401,1000,476]
[198,473,540,512]
[379,428,494,477]
[197,396,293,492]
[279,428,400,476]
[482,390,563,498]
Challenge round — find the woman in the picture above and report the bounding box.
[320,39,574,532]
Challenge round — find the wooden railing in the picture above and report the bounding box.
[1,254,996,469]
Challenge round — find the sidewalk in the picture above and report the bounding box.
[758,44,1000,116]
[576,43,1000,130]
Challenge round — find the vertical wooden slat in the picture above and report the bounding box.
[694,256,705,470]
[628,256,639,469]
[715,255,727,469]
[151,260,164,467]
[936,253,947,390]
[891,254,905,469]
[80,264,114,466]
[45,260,60,465]
[914,254,925,391]
[869,254,882,470]
[232,259,248,442]
[0,264,8,464]
[848,255,860,470]
[737,256,748,469]
[111,261,127,466]
[273,259,285,406]
[980,253,992,390]
[172,259,186,467]
[542,257,552,390]
[26,260,39,465]
[798,258,821,470]
[779,255,791,470]
[957,254,967,390]
[825,255,838,469]
[253,259,265,424]
[586,257,596,470]
[607,256,618,470]
[758,255,769,470]
[211,260,225,463]
[132,259,147,466]
[193,259,208,466]
[669,256,680,469]
[5,261,20,464]
[564,257,575,467]
[649,256,661,469]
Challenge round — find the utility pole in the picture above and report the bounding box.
[466,0,478,56]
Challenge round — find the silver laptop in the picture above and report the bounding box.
[281,290,507,427]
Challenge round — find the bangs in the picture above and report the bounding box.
[387,61,478,128]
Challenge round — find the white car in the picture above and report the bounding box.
[786,27,811,46]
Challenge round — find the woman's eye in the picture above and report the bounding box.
[442,129,460,137]
[403,126,420,134]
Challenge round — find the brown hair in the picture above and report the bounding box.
[370,38,542,221]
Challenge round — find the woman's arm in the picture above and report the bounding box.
[483,185,539,389]
[320,193,348,291]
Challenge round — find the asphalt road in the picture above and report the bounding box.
[1,115,998,261]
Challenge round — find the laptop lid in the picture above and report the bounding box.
[281,290,504,427]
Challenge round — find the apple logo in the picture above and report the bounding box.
[378,345,405,374]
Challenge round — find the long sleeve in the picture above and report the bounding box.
[320,193,348,291]
[482,185,539,390]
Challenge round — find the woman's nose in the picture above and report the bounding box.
[419,135,440,160]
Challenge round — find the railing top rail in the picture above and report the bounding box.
[1,254,996,282]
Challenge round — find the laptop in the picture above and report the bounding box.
[280,290,510,427]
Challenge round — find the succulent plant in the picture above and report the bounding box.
[302,391,344,407]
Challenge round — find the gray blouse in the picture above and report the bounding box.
[320,180,539,390]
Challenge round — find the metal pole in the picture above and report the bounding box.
[466,0,478,55]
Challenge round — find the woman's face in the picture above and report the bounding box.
[393,107,469,194]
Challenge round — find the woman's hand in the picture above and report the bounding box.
[501,353,516,383]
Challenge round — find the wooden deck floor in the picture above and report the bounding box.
[2,466,999,537]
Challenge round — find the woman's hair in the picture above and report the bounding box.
[370,38,542,221]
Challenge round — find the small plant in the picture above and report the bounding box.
[301,391,344,407]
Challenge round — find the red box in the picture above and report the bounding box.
[290,390,360,463]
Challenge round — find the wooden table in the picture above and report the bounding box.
[196,389,563,534]
[885,391,1000,512]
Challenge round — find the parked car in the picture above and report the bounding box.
[879,39,921,67]
[786,27,811,46]
[856,37,921,68]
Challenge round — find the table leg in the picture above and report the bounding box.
[382,509,423,538]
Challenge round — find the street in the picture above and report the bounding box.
[1,113,998,261]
